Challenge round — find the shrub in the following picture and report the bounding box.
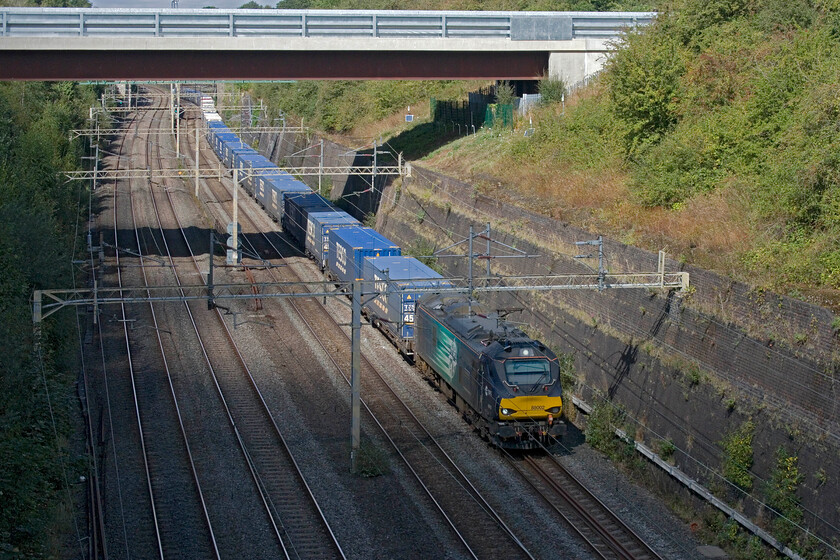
[538,74,566,105]
[765,447,804,546]
[603,28,686,156]
[494,81,516,106]
[720,420,754,491]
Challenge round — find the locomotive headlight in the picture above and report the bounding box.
[501,408,514,416]
[546,407,562,414]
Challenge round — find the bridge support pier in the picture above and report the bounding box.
[548,47,610,88]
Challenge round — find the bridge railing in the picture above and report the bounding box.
[0,8,654,41]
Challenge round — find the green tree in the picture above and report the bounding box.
[603,28,686,156]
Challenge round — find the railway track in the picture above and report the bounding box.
[184,108,536,559]
[136,86,344,560]
[130,89,671,560]
[105,93,218,559]
[509,453,665,560]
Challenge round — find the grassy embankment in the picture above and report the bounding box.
[254,0,840,312]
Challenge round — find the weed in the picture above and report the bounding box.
[720,421,754,491]
[815,467,827,487]
[403,239,442,273]
[538,73,567,105]
[659,438,677,461]
[354,440,391,478]
[764,447,804,547]
[686,363,702,387]
[585,400,626,460]
[557,352,577,393]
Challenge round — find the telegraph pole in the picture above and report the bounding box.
[318,138,324,195]
[230,168,240,265]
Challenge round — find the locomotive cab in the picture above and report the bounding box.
[481,338,566,447]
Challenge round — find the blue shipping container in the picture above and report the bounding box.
[259,175,311,222]
[328,226,401,283]
[283,192,334,245]
[362,256,447,342]
[305,211,360,268]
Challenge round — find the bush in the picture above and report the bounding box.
[494,81,516,106]
[603,28,686,156]
[765,447,804,546]
[720,420,754,491]
[538,74,566,105]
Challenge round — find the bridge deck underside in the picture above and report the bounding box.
[0,50,550,80]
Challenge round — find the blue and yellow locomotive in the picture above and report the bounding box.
[415,294,565,450]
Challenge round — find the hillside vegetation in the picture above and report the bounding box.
[0,80,95,556]
[254,0,840,309]
[416,0,840,308]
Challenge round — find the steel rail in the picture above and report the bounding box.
[182,109,481,558]
[109,102,165,560]
[138,92,291,558]
[91,110,149,560]
[518,454,664,560]
[129,97,222,559]
[215,177,482,560]
[210,144,533,558]
[144,93,344,559]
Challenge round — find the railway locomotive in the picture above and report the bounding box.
[415,295,565,449]
[196,94,565,449]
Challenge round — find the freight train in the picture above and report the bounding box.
[198,95,565,449]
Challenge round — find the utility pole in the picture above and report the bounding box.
[169,84,174,135]
[175,83,181,159]
[371,139,376,198]
[230,168,240,265]
[575,236,606,291]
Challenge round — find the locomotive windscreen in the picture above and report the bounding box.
[503,359,551,385]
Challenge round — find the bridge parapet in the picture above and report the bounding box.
[0,8,653,41]
[0,8,654,81]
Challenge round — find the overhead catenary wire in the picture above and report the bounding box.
[115,94,840,550]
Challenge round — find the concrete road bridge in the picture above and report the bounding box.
[0,8,653,82]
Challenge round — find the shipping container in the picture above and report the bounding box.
[283,192,335,245]
[305,211,360,268]
[258,175,311,222]
[233,152,275,196]
[362,256,448,353]
[328,226,401,283]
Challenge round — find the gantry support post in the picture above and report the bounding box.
[350,280,361,473]
[195,126,200,197]
[175,83,181,159]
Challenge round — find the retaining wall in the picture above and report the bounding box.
[376,164,840,543]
